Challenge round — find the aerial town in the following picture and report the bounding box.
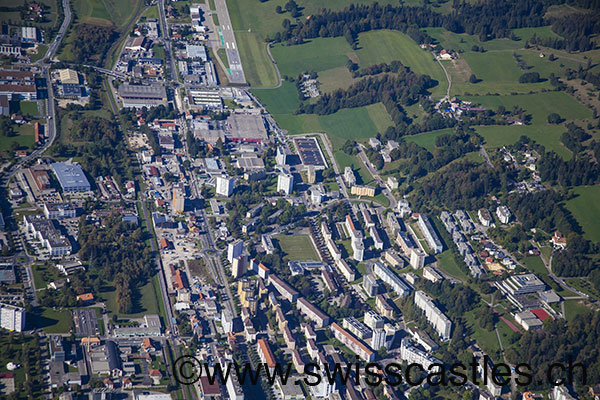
[0,1,599,400]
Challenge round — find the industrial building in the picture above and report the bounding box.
[118,83,167,108]
[51,162,91,192]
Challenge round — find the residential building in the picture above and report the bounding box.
[375,294,395,319]
[277,172,294,195]
[335,259,355,282]
[417,214,443,254]
[371,328,386,351]
[372,261,411,297]
[478,208,492,227]
[423,266,443,283]
[221,309,233,333]
[414,290,452,340]
[400,338,441,371]
[296,297,330,328]
[24,215,71,256]
[257,339,277,372]
[216,176,234,197]
[362,274,380,297]
[172,186,185,213]
[410,248,426,269]
[496,206,512,224]
[227,240,244,263]
[330,323,374,362]
[344,167,356,186]
[0,303,25,332]
[43,203,76,219]
[269,275,299,302]
[364,310,384,330]
[343,317,372,340]
[351,185,375,197]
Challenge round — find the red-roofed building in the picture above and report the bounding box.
[257,338,277,371]
[199,376,221,398]
[149,369,163,385]
[531,308,551,322]
[551,231,567,249]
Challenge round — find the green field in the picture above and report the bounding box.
[564,186,600,242]
[405,128,455,152]
[103,277,161,318]
[0,124,36,153]
[355,30,447,98]
[142,5,159,20]
[563,299,591,321]
[274,234,320,262]
[237,32,278,87]
[521,256,548,277]
[34,307,73,333]
[252,81,300,114]
[436,250,470,282]
[217,48,230,69]
[464,92,592,158]
[152,43,165,60]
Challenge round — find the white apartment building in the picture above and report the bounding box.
[216,176,234,197]
[414,290,452,340]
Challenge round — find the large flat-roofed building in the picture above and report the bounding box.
[414,290,452,341]
[0,69,37,100]
[118,84,167,108]
[330,322,374,362]
[186,44,207,61]
[0,264,16,284]
[342,317,371,340]
[58,69,80,85]
[417,214,443,254]
[51,162,91,192]
[24,215,72,256]
[373,261,411,297]
[0,37,22,56]
[188,88,222,109]
[499,273,545,296]
[227,114,268,143]
[296,297,330,328]
[0,303,25,332]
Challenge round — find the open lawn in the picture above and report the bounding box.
[565,278,600,301]
[142,5,159,20]
[521,256,548,277]
[152,43,165,60]
[103,277,161,318]
[564,185,600,242]
[252,81,300,115]
[0,124,36,153]
[274,234,320,262]
[563,299,591,321]
[436,250,470,282]
[318,67,357,93]
[271,37,352,79]
[464,306,501,357]
[464,92,591,125]
[34,307,73,333]
[405,128,454,152]
[237,33,278,87]
[318,104,391,149]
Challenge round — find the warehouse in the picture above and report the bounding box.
[118,83,167,108]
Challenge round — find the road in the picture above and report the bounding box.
[480,146,494,168]
[157,0,178,83]
[213,0,246,84]
[433,51,452,105]
[42,0,71,62]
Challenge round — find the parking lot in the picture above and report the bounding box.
[72,309,99,337]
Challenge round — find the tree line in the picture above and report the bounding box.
[277,0,597,52]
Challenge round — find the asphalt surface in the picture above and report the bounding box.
[72,309,99,337]
[157,0,178,82]
[213,0,246,84]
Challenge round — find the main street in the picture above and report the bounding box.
[157,0,178,83]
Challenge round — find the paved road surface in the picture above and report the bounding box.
[213,0,246,84]
[157,0,178,82]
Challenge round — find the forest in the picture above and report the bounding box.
[71,24,117,64]
[505,310,600,390]
[278,0,599,52]
[78,214,154,313]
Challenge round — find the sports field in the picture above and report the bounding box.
[564,185,600,243]
[275,234,321,262]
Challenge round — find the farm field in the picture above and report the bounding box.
[475,125,569,159]
[564,185,600,242]
[253,81,300,115]
[274,234,321,262]
[355,30,447,98]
